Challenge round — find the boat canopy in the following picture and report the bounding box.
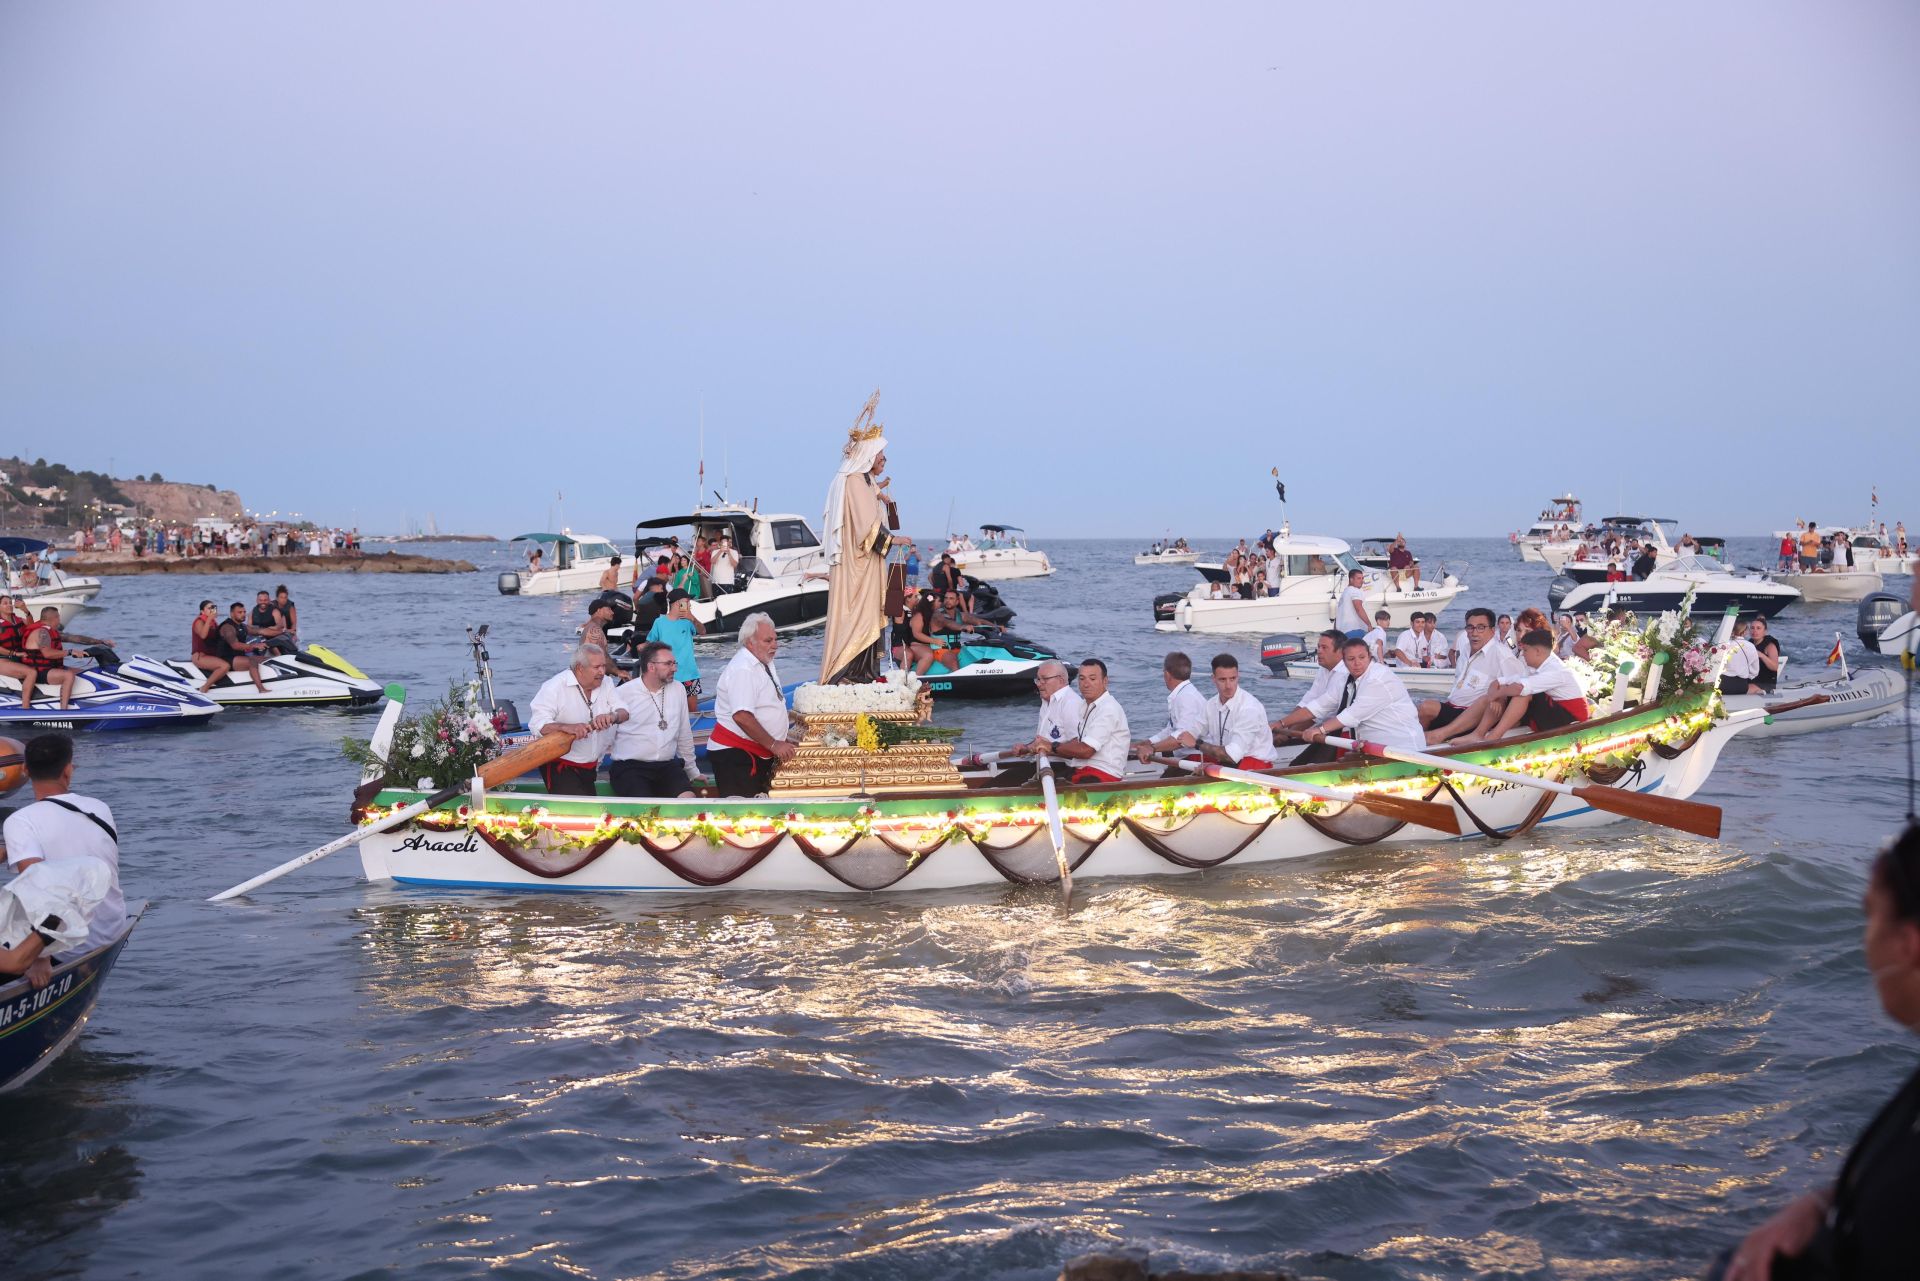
[0,537,50,556]
[511,532,579,545]
[1599,515,1677,527]
[980,524,1023,534]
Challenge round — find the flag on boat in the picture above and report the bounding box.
[1271,467,1285,503]
[1827,635,1844,666]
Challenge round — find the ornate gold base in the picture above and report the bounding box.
[773,695,964,796]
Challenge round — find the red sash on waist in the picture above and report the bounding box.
[1235,756,1273,771]
[709,725,771,759]
[1070,767,1121,784]
[1556,696,1591,720]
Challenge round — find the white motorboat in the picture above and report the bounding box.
[1134,540,1199,566]
[1539,515,1680,574]
[947,525,1053,579]
[0,539,102,602]
[627,504,831,638]
[1153,530,1466,635]
[1772,568,1884,604]
[1550,555,1801,618]
[497,531,624,596]
[105,645,385,707]
[1841,533,1913,576]
[1511,494,1583,563]
[1723,668,1905,738]
[4,589,89,627]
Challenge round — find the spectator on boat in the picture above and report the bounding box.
[1713,821,1920,1281]
[1363,609,1391,663]
[1605,560,1627,583]
[669,553,705,601]
[1395,613,1431,668]
[597,555,624,593]
[1336,569,1371,638]
[1494,613,1517,650]
[1818,537,1835,571]
[934,588,1001,641]
[693,535,712,581]
[3,733,124,967]
[529,642,622,796]
[249,590,297,656]
[1473,630,1592,740]
[211,603,271,694]
[1005,659,1083,776]
[17,608,92,712]
[1896,521,1908,555]
[900,540,919,588]
[1133,651,1209,764]
[1050,658,1130,784]
[1292,637,1427,765]
[708,614,794,797]
[645,590,706,711]
[0,595,44,707]
[1749,617,1785,693]
[579,599,627,678]
[526,545,543,575]
[1778,533,1797,570]
[1555,613,1582,660]
[1631,545,1658,580]
[1206,580,1227,601]
[1194,653,1273,771]
[710,536,740,591]
[1271,629,1351,744]
[609,642,698,799]
[272,586,299,646]
[1420,609,1516,746]
[1388,535,1417,590]
[902,591,942,675]
[1264,547,1284,597]
[1719,615,1763,695]
[929,553,963,600]
[1800,525,1821,570]
[1678,532,1699,555]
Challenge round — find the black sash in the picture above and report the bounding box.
[43,797,118,845]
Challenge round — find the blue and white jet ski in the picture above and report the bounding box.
[0,664,220,732]
[97,645,384,708]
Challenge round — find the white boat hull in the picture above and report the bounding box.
[357,711,1755,894]
[1134,551,1199,566]
[12,591,89,627]
[1159,576,1466,636]
[1774,570,1884,603]
[1722,669,1905,738]
[505,563,617,596]
[950,547,1053,579]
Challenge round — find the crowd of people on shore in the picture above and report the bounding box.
[64,521,361,560]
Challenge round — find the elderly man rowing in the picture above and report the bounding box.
[529,642,623,795]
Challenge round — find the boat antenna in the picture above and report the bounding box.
[945,495,956,540]
[697,399,706,511]
[1271,467,1288,536]
[724,431,731,503]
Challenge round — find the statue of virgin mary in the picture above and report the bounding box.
[819,392,900,684]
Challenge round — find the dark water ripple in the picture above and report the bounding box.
[1,537,1914,1279]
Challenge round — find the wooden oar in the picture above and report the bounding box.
[1761,694,1830,716]
[1038,770,1073,906]
[1157,755,1460,834]
[1321,734,1722,839]
[208,733,576,902]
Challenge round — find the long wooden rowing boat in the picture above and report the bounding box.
[348,691,1758,894]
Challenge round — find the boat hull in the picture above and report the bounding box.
[1134,552,1199,566]
[1160,577,1466,635]
[0,909,141,1094]
[950,548,1053,579]
[1722,670,1904,738]
[1774,571,1884,603]
[0,669,221,731]
[356,698,1745,895]
[1556,582,1799,618]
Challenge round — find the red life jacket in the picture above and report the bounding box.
[22,622,62,673]
[0,616,22,656]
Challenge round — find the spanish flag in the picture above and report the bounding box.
[1827,635,1845,666]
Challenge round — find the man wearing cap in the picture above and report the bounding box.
[645,588,706,712]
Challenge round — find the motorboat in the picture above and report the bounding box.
[102,645,385,707]
[1540,515,1680,574]
[2,590,88,627]
[1154,530,1466,636]
[0,538,102,601]
[626,505,834,638]
[0,907,143,1094]
[1511,494,1584,563]
[1848,533,1913,576]
[1772,568,1884,604]
[0,663,221,731]
[948,525,1054,579]
[1857,594,1917,657]
[1549,555,1801,618]
[497,531,624,596]
[1722,668,1905,739]
[1134,540,1199,566]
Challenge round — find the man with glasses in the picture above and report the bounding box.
[610,642,700,798]
[1001,659,1084,782]
[1419,607,1516,746]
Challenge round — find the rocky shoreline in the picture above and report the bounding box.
[63,552,476,576]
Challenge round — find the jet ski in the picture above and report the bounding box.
[914,631,1059,700]
[97,645,385,708]
[0,664,221,732]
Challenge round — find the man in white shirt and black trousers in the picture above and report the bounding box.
[707,613,795,797]
[999,659,1084,785]
[1270,629,1347,749]
[1291,636,1428,765]
[610,641,700,798]
[1133,651,1210,764]
[2,733,125,976]
[529,642,623,795]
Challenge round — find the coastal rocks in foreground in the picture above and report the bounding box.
[63,552,477,576]
[1060,1250,1293,1281]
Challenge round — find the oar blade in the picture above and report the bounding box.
[1572,785,1722,838]
[1352,792,1461,834]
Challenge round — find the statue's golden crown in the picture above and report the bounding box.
[843,390,885,454]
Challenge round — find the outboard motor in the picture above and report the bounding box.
[497,571,521,595]
[1547,574,1579,612]
[592,591,635,629]
[1153,591,1184,624]
[1857,592,1909,653]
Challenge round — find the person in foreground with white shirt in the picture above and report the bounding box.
[1189,653,1274,770]
[1052,658,1131,784]
[610,642,701,798]
[2,733,125,980]
[707,613,795,797]
[1421,608,1516,746]
[529,643,624,795]
[1133,651,1209,764]
[1472,629,1594,741]
[1293,638,1428,764]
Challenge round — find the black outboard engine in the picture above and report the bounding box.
[1857,592,1908,653]
[497,571,521,595]
[966,579,1015,626]
[592,590,635,629]
[1153,591,1184,624]
[1547,574,1579,612]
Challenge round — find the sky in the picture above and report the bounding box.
[2,3,1916,540]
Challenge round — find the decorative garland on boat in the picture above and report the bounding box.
[357,704,1719,856]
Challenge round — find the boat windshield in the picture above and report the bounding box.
[1665,555,1726,575]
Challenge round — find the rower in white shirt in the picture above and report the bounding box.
[1196,653,1275,770]
[1419,608,1517,746]
[1006,659,1085,781]
[1294,637,1427,764]
[1133,651,1211,763]
[1718,614,1764,695]
[610,640,701,797]
[1054,659,1131,783]
[529,642,623,795]
[1272,629,1349,746]
[1474,627,1594,740]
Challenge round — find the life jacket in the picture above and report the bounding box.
[209,620,248,662]
[0,615,22,657]
[22,622,62,673]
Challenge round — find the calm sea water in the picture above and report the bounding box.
[4,537,1914,1280]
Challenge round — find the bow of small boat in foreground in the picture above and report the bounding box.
[0,906,143,1094]
[353,693,1754,895]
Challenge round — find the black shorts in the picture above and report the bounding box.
[610,758,693,798]
[1430,701,1470,730]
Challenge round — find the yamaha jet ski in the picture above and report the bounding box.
[99,645,385,708]
[0,664,220,732]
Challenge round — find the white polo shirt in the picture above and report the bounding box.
[1072,691,1131,778]
[1304,660,1426,751]
[1207,688,1274,764]
[713,647,788,745]
[1159,678,1209,745]
[612,678,698,768]
[4,793,125,955]
[529,670,621,766]
[1036,686,1085,750]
